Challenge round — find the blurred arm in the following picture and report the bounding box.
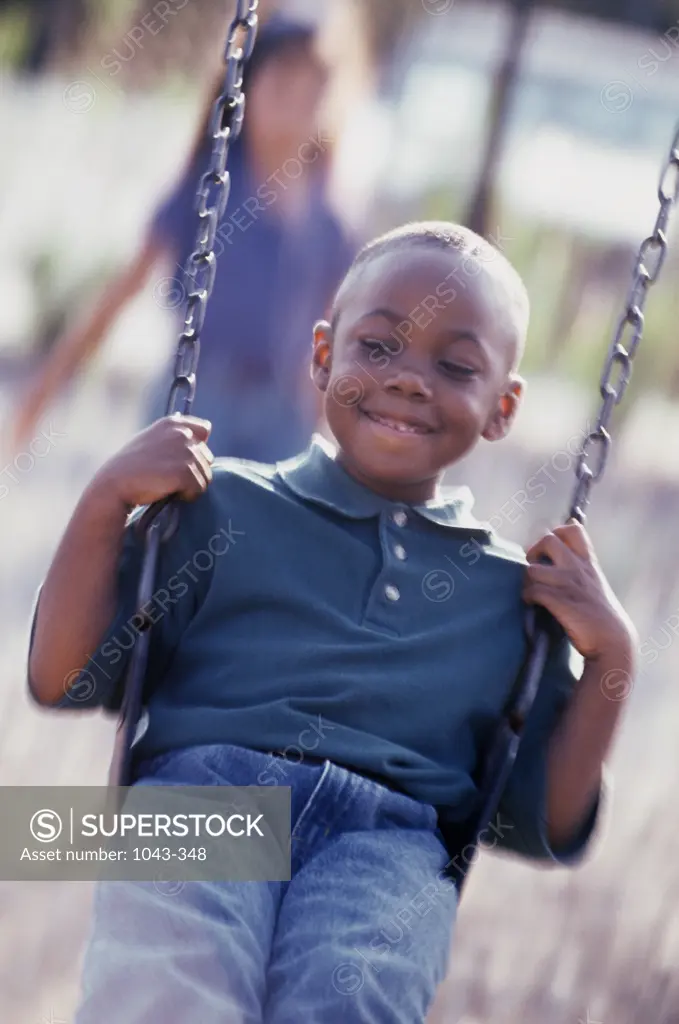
[10,231,170,451]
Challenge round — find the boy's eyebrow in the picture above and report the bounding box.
[439,328,484,348]
[361,307,408,324]
[361,309,483,348]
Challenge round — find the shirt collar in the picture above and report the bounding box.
[277,434,491,536]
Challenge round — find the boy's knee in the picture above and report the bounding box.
[395,907,415,931]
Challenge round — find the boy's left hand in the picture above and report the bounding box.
[523,520,636,662]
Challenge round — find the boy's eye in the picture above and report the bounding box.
[359,338,399,356]
[439,361,478,379]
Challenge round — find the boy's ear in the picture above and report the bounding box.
[311,319,332,392]
[482,375,525,442]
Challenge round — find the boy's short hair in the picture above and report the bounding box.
[332,220,529,365]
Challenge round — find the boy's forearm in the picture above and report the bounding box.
[29,478,130,705]
[545,643,634,847]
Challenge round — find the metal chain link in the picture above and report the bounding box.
[111,4,259,788]
[569,123,679,523]
[165,0,259,418]
[457,123,679,898]
[134,0,258,543]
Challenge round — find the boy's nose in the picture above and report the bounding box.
[383,369,433,401]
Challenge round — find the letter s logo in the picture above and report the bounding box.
[30,809,63,843]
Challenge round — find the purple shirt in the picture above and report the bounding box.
[149,138,355,460]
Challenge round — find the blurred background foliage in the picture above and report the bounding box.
[5,0,679,81]
[2,0,679,424]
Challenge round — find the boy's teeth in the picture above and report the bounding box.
[370,413,420,434]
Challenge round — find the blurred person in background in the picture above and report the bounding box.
[9,13,355,461]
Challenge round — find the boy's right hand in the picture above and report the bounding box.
[92,415,214,511]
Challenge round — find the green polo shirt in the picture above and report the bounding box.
[28,436,602,864]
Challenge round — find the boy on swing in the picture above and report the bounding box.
[29,223,635,1024]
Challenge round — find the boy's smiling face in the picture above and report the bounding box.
[312,244,527,504]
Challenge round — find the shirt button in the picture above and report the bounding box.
[384,584,401,602]
[394,544,407,561]
[392,509,408,527]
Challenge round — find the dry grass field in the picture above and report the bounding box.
[1,367,679,1023]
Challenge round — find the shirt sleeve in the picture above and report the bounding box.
[26,491,217,715]
[493,632,609,864]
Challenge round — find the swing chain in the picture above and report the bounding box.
[165,0,259,418]
[569,124,679,524]
[113,4,259,786]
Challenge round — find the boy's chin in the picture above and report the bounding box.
[349,448,438,488]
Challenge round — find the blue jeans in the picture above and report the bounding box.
[74,744,458,1023]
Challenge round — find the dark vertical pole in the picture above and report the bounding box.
[19,0,89,75]
[465,0,535,238]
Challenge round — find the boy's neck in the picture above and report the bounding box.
[335,452,441,506]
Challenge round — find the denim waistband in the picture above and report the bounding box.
[269,749,409,798]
